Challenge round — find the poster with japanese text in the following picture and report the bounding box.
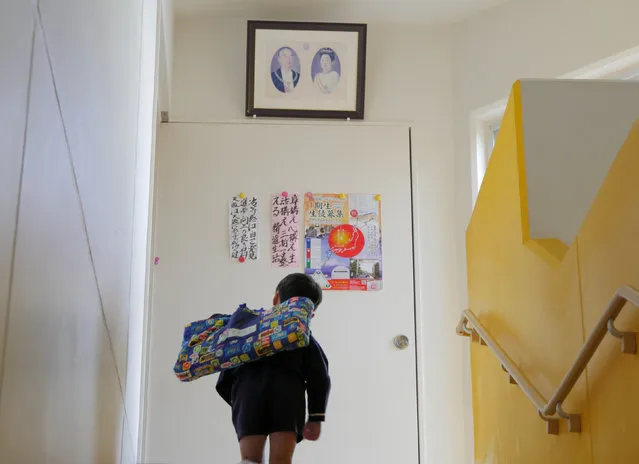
[271,193,300,268]
[304,193,382,291]
[229,195,259,262]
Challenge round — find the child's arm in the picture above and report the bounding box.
[302,335,331,439]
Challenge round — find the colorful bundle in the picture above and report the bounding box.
[174,297,314,382]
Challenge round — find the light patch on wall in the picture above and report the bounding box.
[519,79,639,246]
[476,440,498,464]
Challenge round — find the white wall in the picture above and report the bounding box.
[520,79,639,244]
[166,14,472,464]
[451,0,639,327]
[0,1,156,462]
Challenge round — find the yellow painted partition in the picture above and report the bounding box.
[577,123,639,462]
[467,80,639,463]
[466,82,588,463]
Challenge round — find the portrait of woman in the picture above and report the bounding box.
[311,47,341,94]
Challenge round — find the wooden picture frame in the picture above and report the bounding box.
[245,21,367,120]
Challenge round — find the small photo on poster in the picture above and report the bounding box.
[304,193,382,291]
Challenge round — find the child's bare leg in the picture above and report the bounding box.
[268,432,297,464]
[240,435,267,463]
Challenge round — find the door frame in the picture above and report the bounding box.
[138,119,427,464]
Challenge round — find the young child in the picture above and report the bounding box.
[216,273,331,464]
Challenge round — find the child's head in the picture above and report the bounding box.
[274,273,323,309]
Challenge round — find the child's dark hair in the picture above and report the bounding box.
[276,273,323,308]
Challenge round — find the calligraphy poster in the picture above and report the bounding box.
[304,193,382,291]
[271,193,300,268]
[229,196,259,261]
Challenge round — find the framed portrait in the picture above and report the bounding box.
[245,21,367,120]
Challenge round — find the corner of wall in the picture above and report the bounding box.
[158,0,173,114]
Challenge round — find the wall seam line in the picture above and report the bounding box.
[0,13,37,406]
[575,237,595,463]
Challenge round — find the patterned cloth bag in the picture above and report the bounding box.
[174,296,314,382]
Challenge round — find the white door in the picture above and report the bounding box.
[145,122,419,464]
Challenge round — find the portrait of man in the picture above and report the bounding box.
[271,47,300,94]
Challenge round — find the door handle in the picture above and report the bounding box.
[393,335,410,350]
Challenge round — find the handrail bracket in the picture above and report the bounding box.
[607,318,637,354]
[556,402,582,433]
[538,411,560,435]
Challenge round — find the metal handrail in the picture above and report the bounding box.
[457,285,639,434]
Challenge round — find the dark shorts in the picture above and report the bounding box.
[231,364,306,443]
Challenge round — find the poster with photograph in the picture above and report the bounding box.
[304,193,382,291]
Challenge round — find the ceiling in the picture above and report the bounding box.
[173,0,510,24]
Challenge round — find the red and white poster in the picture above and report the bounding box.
[304,193,382,291]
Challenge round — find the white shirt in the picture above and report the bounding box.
[314,71,340,94]
[280,68,295,92]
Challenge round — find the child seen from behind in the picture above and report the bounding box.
[216,273,331,464]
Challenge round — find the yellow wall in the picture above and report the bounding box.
[467,82,639,463]
[577,123,639,462]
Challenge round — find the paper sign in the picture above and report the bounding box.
[271,193,300,267]
[229,195,259,261]
[304,193,382,291]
